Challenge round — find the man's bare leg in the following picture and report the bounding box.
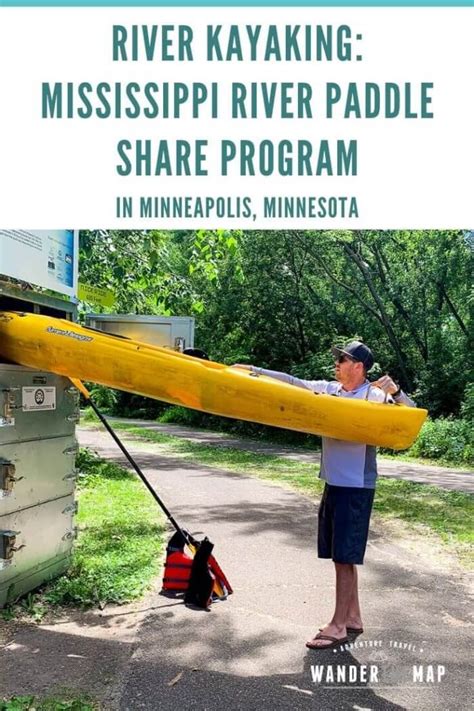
[307,563,354,648]
[346,565,364,630]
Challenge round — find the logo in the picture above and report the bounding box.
[46,326,93,342]
[308,638,447,691]
[34,389,45,405]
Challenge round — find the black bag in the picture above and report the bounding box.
[184,537,215,609]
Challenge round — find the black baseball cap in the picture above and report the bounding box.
[331,341,374,370]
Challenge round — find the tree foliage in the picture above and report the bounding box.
[79,229,472,417]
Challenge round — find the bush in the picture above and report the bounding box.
[86,383,119,412]
[158,404,322,447]
[158,404,205,426]
[460,383,474,422]
[81,406,99,423]
[111,391,169,420]
[407,418,473,466]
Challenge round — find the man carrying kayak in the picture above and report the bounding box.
[233,341,415,650]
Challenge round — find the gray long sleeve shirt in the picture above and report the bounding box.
[251,367,416,489]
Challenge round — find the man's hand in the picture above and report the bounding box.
[231,364,252,371]
[372,374,400,395]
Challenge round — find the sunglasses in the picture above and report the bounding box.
[335,354,356,364]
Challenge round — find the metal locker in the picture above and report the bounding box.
[0,365,79,607]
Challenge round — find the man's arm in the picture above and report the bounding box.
[371,375,416,407]
[232,364,330,394]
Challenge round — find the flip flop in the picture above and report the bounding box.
[306,633,348,650]
[318,626,364,634]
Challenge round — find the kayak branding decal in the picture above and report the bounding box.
[46,326,93,342]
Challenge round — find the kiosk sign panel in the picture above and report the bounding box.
[0,230,78,299]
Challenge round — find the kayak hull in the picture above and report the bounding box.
[0,312,427,449]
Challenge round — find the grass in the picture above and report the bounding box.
[81,409,473,469]
[378,449,472,470]
[43,449,166,607]
[108,422,474,565]
[155,405,474,468]
[2,449,166,619]
[0,697,95,711]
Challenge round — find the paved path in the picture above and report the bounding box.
[109,418,474,493]
[2,427,471,710]
[88,429,471,709]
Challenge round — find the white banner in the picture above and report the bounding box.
[0,230,79,298]
[0,8,472,228]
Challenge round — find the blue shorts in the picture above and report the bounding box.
[318,483,375,565]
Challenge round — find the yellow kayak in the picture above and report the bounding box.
[0,312,427,449]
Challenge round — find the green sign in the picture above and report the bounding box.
[78,282,115,308]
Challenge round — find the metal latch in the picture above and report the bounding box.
[0,461,23,495]
[63,443,80,456]
[62,501,79,515]
[0,530,25,560]
[0,388,20,427]
[62,527,79,541]
[63,470,79,482]
[65,409,81,424]
[64,385,80,404]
